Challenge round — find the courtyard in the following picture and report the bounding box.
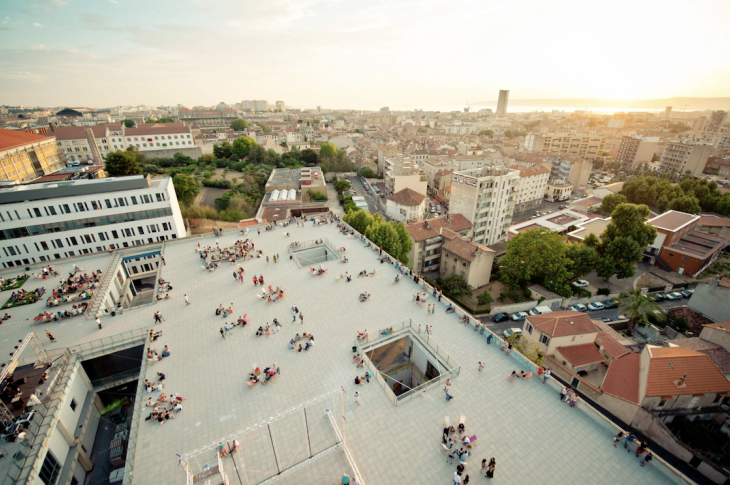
[0,222,682,485]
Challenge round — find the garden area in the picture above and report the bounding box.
[670,417,730,468]
[0,274,29,292]
[700,253,730,279]
[3,288,45,309]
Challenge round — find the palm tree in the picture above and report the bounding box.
[617,291,665,336]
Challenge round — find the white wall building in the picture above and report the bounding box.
[448,165,520,246]
[510,164,550,213]
[0,175,185,268]
[386,188,428,222]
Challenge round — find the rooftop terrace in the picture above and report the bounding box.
[0,223,684,485]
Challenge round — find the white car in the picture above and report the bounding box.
[569,304,587,312]
[572,280,590,288]
[587,302,604,311]
[664,292,683,300]
[510,312,528,321]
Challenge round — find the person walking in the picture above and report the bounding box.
[341,473,350,485]
[640,452,652,467]
[266,255,269,265]
[185,294,190,306]
[543,368,551,384]
[220,327,226,339]
[45,330,56,343]
[354,391,360,406]
[299,313,304,324]
[116,300,123,315]
[161,255,166,266]
[478,361,485,372]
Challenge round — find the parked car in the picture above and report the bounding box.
[664,292,683,300]
[601,317,617,323]
[569,304,587,312]
[492,312,509,323]
[572,280,590,288]
[510,312,529,321]
[680,289,694,298]
[587,302,604,311]
[430,208,436,213]
[650,294,665,302]
[503,328,523,339]
[602,300,616,309]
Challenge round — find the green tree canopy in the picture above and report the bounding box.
[334,179,351,195]
[500,229,574,297]
[438,274,472,298]
[359,167,376,178]
[617,290,664,335]
[319,142,338,159]
[232,136,257,159]
[104,147,144,177]
[230,119,249,131]
[477,129,495,138]
[596,203,657,280]
[121,119,135,128]
[301,149,319,166]
[213,142,232,159]
[146,117,173,123]
[565,243,598,278]
[172,174,200,206]
[600,193,628,213]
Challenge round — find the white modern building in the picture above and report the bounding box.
[510,164,550,213]
[0,175,185,268]
[52,123,195,164]
[241,100,269,112]
[448,165,520,246]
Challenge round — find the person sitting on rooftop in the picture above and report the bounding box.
[446,304,456,314]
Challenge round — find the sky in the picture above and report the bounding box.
[1,0,729,110]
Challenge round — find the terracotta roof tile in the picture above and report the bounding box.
[404,214,472,241]
[526,311,598,337]
[556,343,604,367]
[595,332,630,359]
[125,122,190,136]
[441,237,493,262]
[0,128,54,150]
[387,188,426,207]
[646,345,730,397]
[601,353,640,404]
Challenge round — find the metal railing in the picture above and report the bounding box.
[90,368,141,390]
[122,332,151,485]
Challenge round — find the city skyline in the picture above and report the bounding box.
[1,0,729,108]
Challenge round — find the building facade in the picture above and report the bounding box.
[448,165,519,246]
[0,129,64,183]
[659,142,717,177]
[386,188,428,223]
[510,164,550,213]
[616,136,659,166]
[707,110,728,133]
[178,110,238,127]
[404,215,472,274]
[0,175,185,267]
[439,231,495,289]
[496,90,509,116]
[524,133,606,159]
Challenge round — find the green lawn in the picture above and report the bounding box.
[0,275,30,292]
[3,289,45,309]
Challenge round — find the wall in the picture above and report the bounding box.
[58,364,92,439]
[700,326,730,353]
[688,280,730,323]
[393,175,427,196]
[140,146,203,159]
[410,339,436,378]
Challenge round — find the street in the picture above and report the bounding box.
[348,175,387,218]
[511,199,568,224]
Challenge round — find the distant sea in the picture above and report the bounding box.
[394,105,665,114]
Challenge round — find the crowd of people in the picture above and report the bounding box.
[1,272,29,289]
[5,287,44,307]
[247,364,280,386]
[35,303,88,323]
[289,332,314,352]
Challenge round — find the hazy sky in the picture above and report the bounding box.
[1,0,729,110]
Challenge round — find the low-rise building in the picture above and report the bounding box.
[0,128,64,183]
[439,230,495,289]
[522,310,599,355]
[688,279,730,324]
[544,179,573,202]
[404,215,472,274]
[386,188,428,222]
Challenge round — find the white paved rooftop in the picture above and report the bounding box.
[0,223,679,485]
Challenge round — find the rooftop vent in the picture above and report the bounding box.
[674,373,687,389]
[569,321,574,325]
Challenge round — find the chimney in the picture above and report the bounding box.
[674,373,687,388]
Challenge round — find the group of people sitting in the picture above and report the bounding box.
[2,313,11,321]
[259,285,285,302]
[509,370,530,381]
[413,292,429,306]
[247,364,280,386]
[33,303,88,323]
[356,329,369,341]
[8,287,44,305]
[215,303,235,317]
[256,320,281,337]
[1,273,29,289]
[144,384,184,424]
[289,332,314,352]
[197,238,255,266]
[311,265,327,276]
[147,345,170,364]
[337,272,353,282]
[354,372,371,385]
[53,270,101,297]
[46,289,92,307]
[359,292,371,302]
[31,266,59,280]
[357,269,376,277]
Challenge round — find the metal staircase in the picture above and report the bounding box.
[85,250,123,319]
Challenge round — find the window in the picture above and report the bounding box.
[61,204,70,214]
[55,239,63,248]
[39,451,61,485]
[526,323,533,334]
[131,196,138,205]
[33,208,42,217]
[657,399,667,408]
[138,226,144,234]
[41,241,49,250]
[98,232,107,241]
[70,398,77,411]
[105,199,112,209]
[111,230,119,239]
[91,201,99,210]
[69,237,78,246]
[540,334,550,345]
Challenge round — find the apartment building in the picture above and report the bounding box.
[448,165,520,246]
[52,123,195,164]
[707,110,728,133]
[496,90,509,116]
[241,100,269,112]
[404,215,472,273]
[0,175,185,267]
[524,133,606,158]
[275,101,286,112]
[659,141,717,177]
[384,154,427,196]
[0,128,64,183]
[544,179,573,202]
[178,109,238,127]
[616,136,659,166]
[550,155,593,193]
[510,164,550,213]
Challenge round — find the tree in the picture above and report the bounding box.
[477,290,493,306]
[359,167,376,178]
[500,229,574,297]
[121,119,135,128]
[307,189,328,202]
[597,204,657,280]
[504,130,514,138]
[477,129,494,138]
[301,149,319,166]
[617,290,664,335]
[172,174,199,206]
[656,195,670,213]
[600,193,628,214]
[566,243,598,278]
[230,119,249,131]
[213,142,232,159]
[438,274,473,298]
[146,117,173,123]
[232,136,256,159]
[104,147,143,176]
[671,195,701,214]
[334,179,351,195]
[173,152,194,166]
[583,233,600,249]
[319,142,337,160]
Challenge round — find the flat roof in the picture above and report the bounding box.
[0,175,156,204]
[0,229,678,485]
[649,210,699,232]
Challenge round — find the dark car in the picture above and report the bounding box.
[602,300,616,309]
[492,312,510,323]
[650,294,665,302]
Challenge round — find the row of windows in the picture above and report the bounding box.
[0,208,173,240]
[0,193,166,223]
[2,234,176,269]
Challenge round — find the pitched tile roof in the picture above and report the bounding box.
[601,353,641,404]
[646,345,730,397]
[0,128,53,151]
[125,123,190,136]
[508,164,550,177]
[441,237,493,262]
[526,311,598,337]
[704,321,730,332]
[556,343,604,367]
[595,332,630,359]
[404,214,472,241]
[664,338,730,374]
[387,188,427,207]
[51,124,123,140]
